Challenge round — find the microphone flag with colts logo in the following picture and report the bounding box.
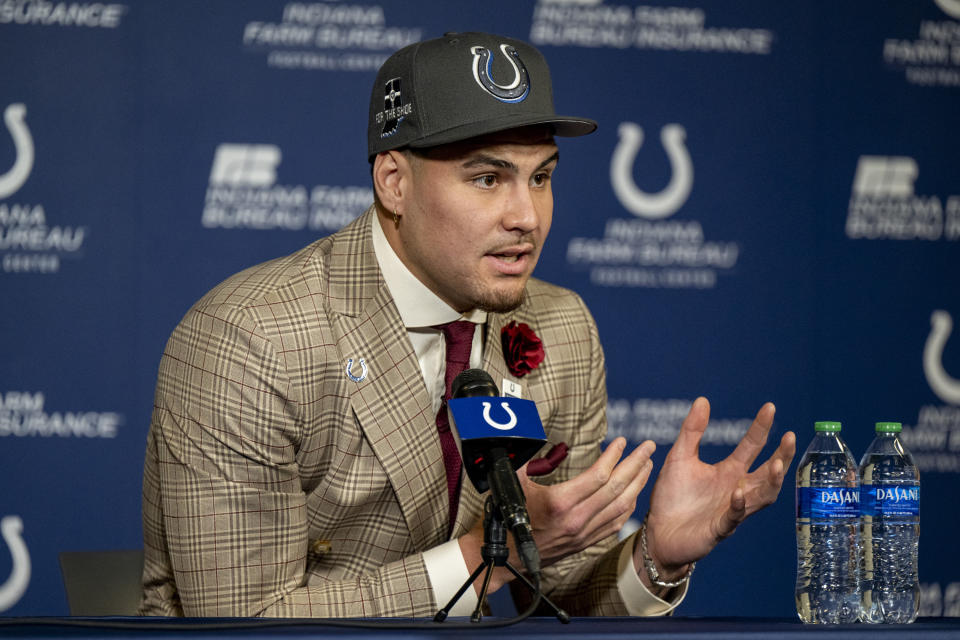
[447,396,546,492]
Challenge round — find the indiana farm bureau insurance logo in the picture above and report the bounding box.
[846,156,960,242]
[529,3,775,55]
[202,143,371,232]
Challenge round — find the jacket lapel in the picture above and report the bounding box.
[327,208,450,551]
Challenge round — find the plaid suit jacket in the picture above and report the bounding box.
[139,206,632,617]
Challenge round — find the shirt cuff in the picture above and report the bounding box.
[617,531,689,616]
[423,539,479,617]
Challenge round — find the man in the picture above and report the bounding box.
[139,32,795,618]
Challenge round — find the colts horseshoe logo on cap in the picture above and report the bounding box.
[470,44,530,103]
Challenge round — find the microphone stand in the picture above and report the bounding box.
[434,496,570,624]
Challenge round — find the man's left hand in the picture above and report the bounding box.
[638,397,796,582]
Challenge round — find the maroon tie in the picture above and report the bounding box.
[435,320,476,533]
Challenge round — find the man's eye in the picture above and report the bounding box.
[474,175,497,188]
[532,172,550,187]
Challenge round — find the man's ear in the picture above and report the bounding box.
[372,150,411,214]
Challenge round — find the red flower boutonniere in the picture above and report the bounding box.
[501,321,544,378]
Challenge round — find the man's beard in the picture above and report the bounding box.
[473,282,527,314]
[475,236,537,313]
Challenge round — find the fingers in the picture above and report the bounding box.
[517,438,621,490]
[669,396,711,461]
[556,441,655,549]
[586,449,654,535]
[738,430,796,516]
[778,430,797,468]
[762,430,796,495]
[587,439,654,507]
[543,437,628,504]
[525,439,655,544]
[717,484,747,539]
[757,430,795,491]
[727,401,776,469]
[580,438,655,506]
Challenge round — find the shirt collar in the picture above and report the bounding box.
[371,213,487,329]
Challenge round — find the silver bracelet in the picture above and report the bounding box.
[640,518,695,588]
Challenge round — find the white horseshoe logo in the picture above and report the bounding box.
[345,358,368,383]
[0,104,34,199]
[935,0,960,19]
[923,310,960,405]
[482,401,517,431]
[611,122,693,219]
[0,516,31,613]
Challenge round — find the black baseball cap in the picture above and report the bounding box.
[368,32,597,160]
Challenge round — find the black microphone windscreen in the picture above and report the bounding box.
[451,368,498,399]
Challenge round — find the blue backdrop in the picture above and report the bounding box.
[2,0,959,618]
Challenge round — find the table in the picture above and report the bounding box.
[1,617,959,639]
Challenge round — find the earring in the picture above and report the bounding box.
[393,209,399,226]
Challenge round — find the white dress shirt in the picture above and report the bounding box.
[370,214,686,616]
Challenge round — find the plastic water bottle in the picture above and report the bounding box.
[795,421,861,623]
[859,422,920,623]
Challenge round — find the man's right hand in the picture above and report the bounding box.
[459,437,656,593]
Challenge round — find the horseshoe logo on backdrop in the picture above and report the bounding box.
[923,310,960,405]
[0,516,30,613]
[0,104,34,199]
[471,44,530,103]
[934,0,960,19]
[482,401,517,431]
[611,122,693,219]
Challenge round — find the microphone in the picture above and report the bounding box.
[447,369,546,574]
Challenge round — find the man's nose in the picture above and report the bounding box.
[502,185,540,233]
